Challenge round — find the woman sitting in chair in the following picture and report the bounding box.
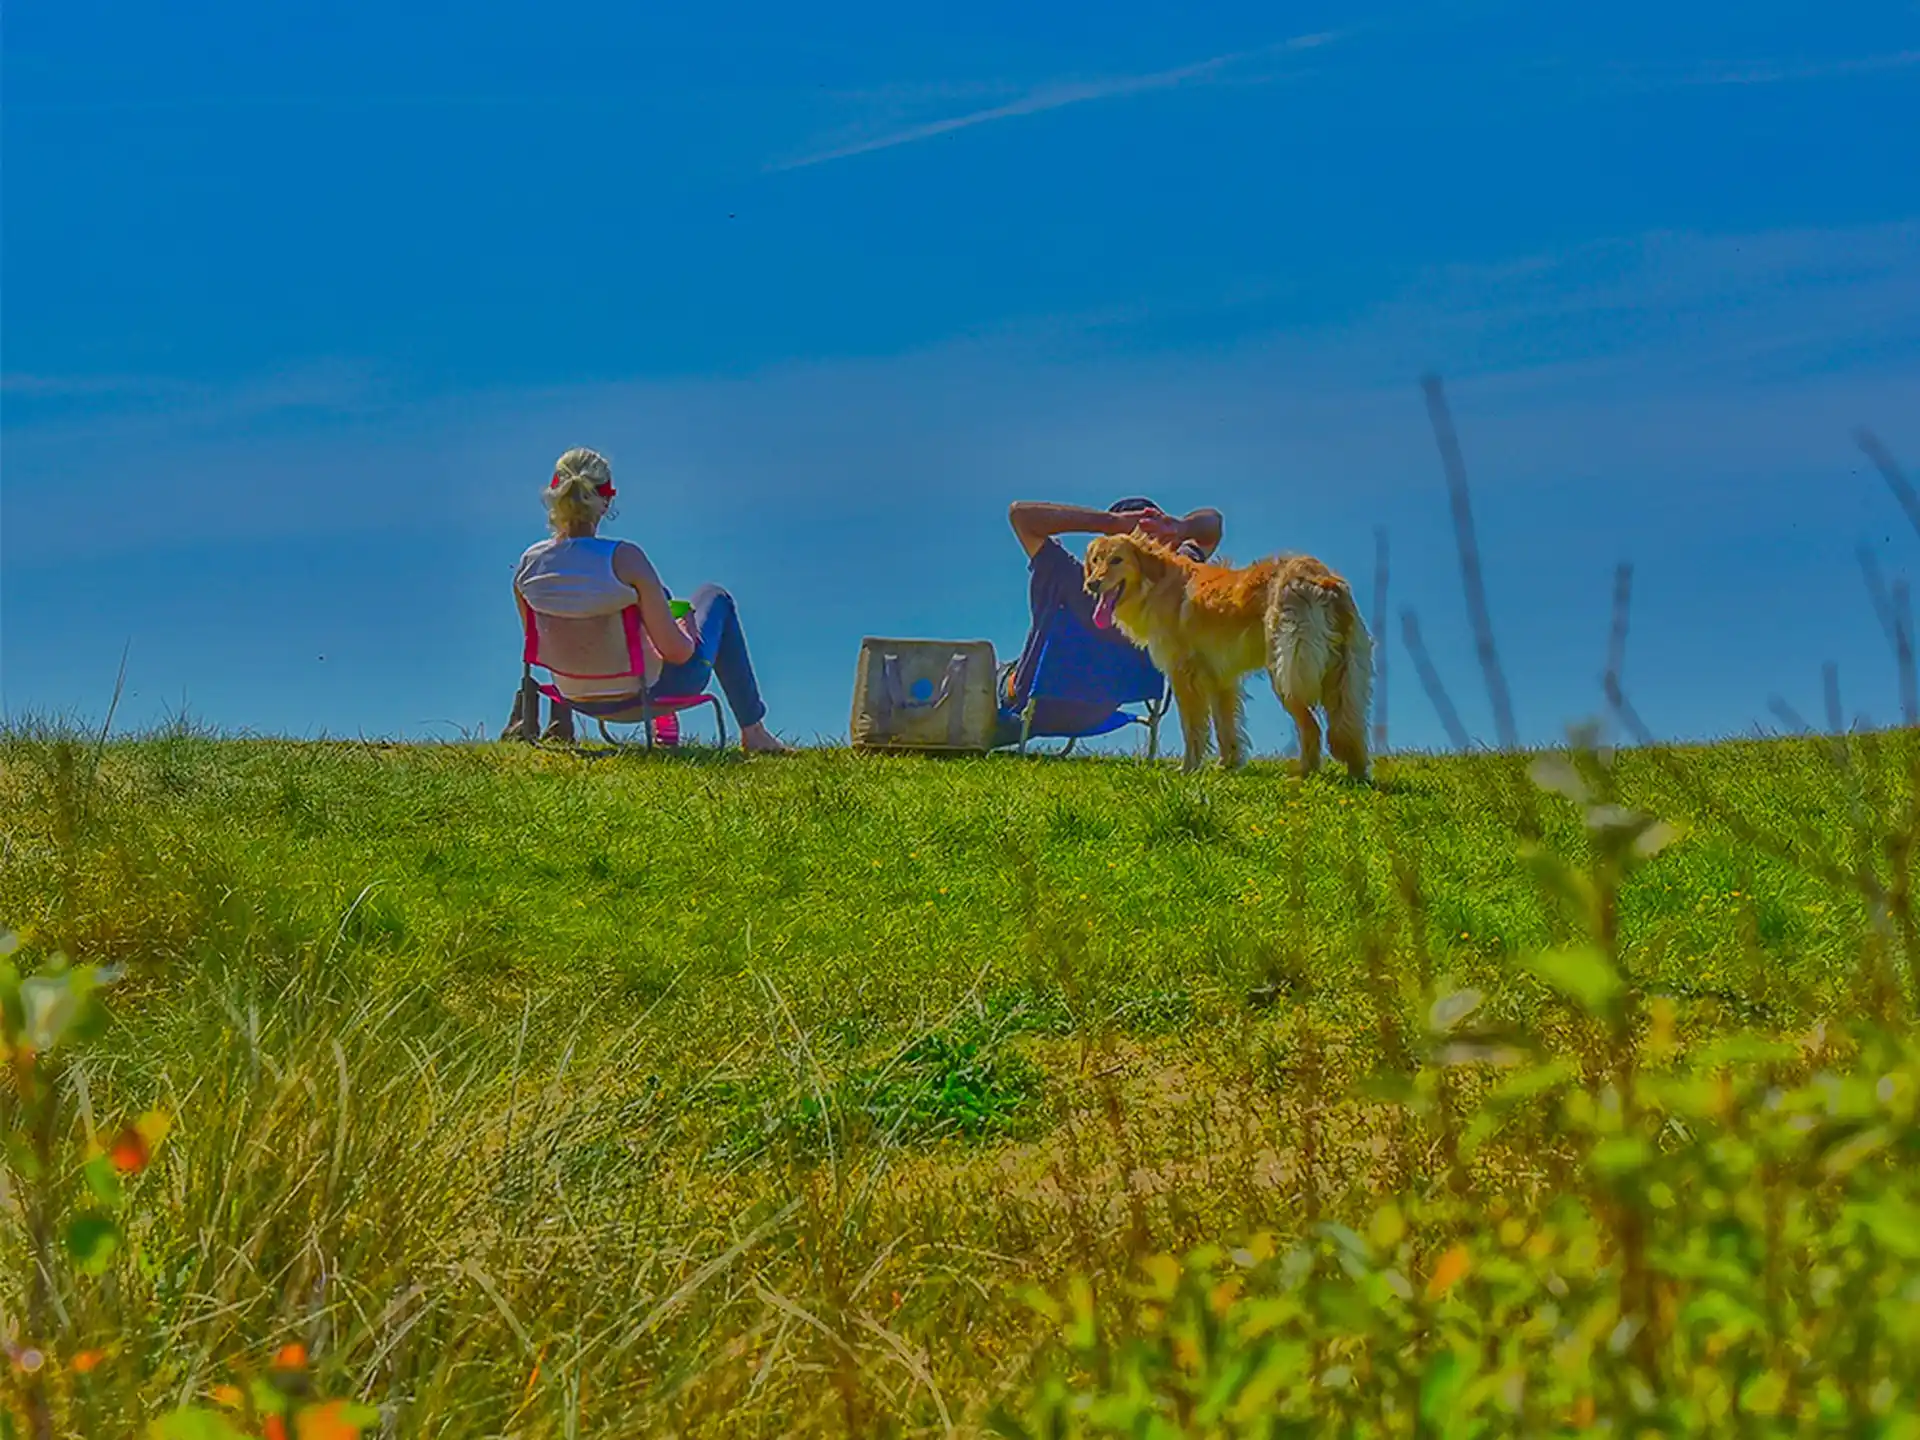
[508,447,789,752]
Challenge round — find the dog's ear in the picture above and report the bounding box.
[1129,537,1170,582]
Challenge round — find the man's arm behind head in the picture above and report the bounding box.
[1007,501,1145,560]
[1182,507,1223,559]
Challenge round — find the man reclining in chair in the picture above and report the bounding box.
[995,496,1223,749]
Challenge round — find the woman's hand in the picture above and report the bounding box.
[613,542,697,666]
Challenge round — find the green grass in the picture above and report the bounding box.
[1,730,1914,1435]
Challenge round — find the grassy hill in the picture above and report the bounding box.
[3,731,1918,1436]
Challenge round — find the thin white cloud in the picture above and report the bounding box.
[0,373,190,399]
[3,92,604,117]
[1648,50,1920,87]
[770,31,1345,172]
[0,360,383,421]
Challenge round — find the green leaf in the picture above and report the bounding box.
[1738,1369,1788,1418]
[981,1409,1035,1440]
[1015,1283,1061,1324]
[1368,1202,1406,1252]
[83,1153,126,1208]
[1631,820,1681,859]
[1522,946,1623,1018]
[1419,1348,1469,1426]
[1589,1135,1653,1179]
[1315,1222,1370,1265]
[1486,1057,1580,1109]
[21,973,84,1052]
[1819,1125,1893,1179]
[1691,1036,1800,1070]
[1529,755,1591,803]
[1354,1070,1419,1105]
[1198,1352,1261,1423]
[303,1401,382,1432]
[1847,1197,1920,1260]
[1434,1036,1531,1068]
[1427,988,1483,1035]
[1519,845,1599,926]
[64,1212,120,1275]
[147,1410,251,1440]
[1584,804,1652,847]
[1229,1344,1305,1421]
[6,1135,44,1181]
[249,1377,291,1418]
[1064,1274,1096,1351]
[1462,1058,1579,1152]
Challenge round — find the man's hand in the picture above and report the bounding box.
[1136,507,1222,558]
[1008,500,1220,560]
[1130,509,1183,546]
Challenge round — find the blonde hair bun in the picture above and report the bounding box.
[543,447,615,534]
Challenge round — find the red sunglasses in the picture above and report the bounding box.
[550,472,615,499]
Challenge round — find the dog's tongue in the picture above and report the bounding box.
[1092,589,1119,630]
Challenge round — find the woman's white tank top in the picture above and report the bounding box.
[514,536,662,698]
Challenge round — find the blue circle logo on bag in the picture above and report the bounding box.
[911,677,934,703]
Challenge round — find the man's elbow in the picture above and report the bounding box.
[1008,501,1047,552]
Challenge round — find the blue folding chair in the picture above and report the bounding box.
[1005,602,1170,758]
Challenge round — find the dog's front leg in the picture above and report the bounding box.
[1170,669,1212,773]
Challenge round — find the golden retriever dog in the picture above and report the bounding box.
[1083,534,1373,777]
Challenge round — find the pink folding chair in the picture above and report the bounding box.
[519,600,726,750]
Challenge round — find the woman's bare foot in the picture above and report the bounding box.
[741,721,791,754]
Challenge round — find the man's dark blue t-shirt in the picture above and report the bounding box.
[999,536,1135,736]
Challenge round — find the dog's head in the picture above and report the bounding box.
[1083,533,1175,630]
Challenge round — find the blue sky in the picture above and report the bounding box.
[3,0,1917,752]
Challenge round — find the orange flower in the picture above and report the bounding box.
[296,1401,373,1440]
[108,1112,172,1175]
[108,1130,150,1175]
[211,1384,245,1408]
[264,1417,290,1440]
[70,1349,106,1374]
[522,1345,546,1404]
[274,1343,309,1370]
[1425,1244,1471,1301]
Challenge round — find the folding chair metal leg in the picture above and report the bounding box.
[512,668,542,743]
[641,690,654,751]
[1061,736,1078,758]
[1019,700,1036,757]
[543,697,577,745]
[1146,692,1165,762]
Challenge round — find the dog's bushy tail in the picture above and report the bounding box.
[1326,602,1374,778]
[1270,570,1373,778]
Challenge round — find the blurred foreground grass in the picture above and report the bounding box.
[2,730,1916,1436]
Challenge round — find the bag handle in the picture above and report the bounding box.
[875,651,972,745]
